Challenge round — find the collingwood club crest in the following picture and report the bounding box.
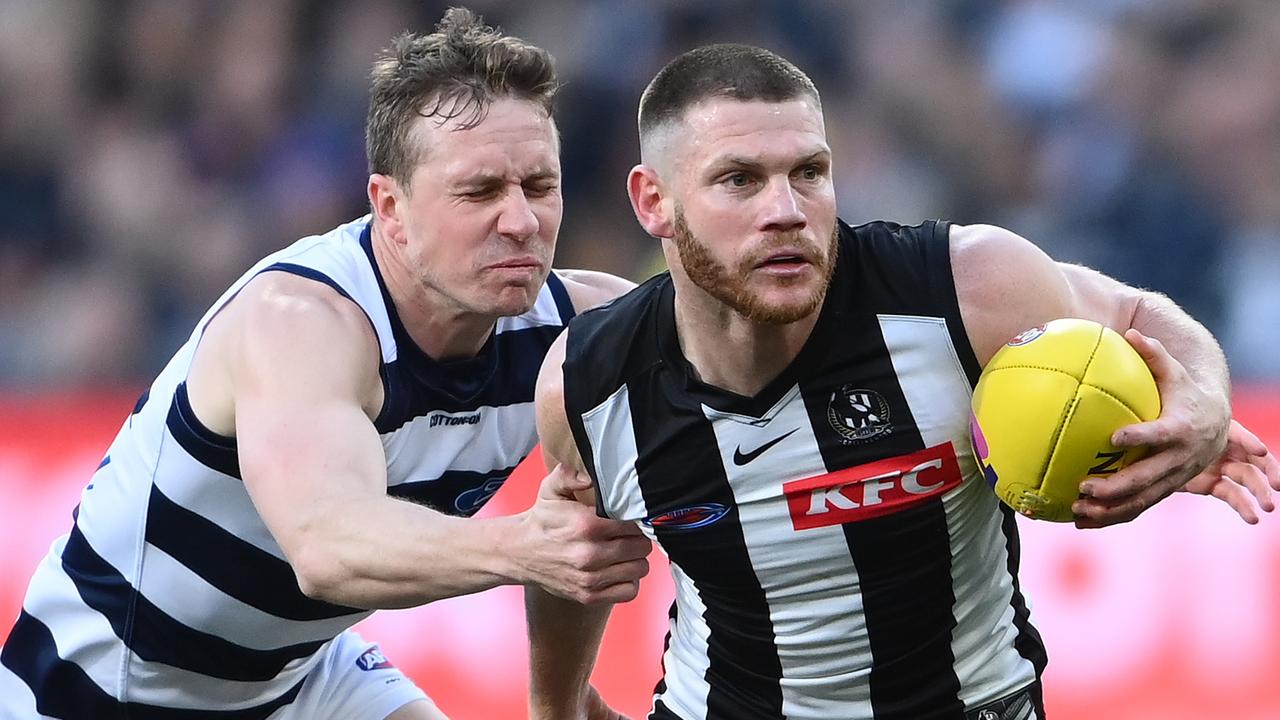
[827,385,892,444]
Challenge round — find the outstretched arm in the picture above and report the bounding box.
[527,331,644,720]
[952,224,1275,527]
[206,271,648,610]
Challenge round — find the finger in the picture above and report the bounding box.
[580,515,648,540]
[1259,448,1280,491]
[590,579,642,604]
[586,557,651,590]
[1074,472,1181,525]
[540,465,594,500]
[1209,476,1260,524]
[1227,420,1269,457]
[1123,329,1181,384]
[1079,449,1184,500]
[1220,459,1275,512]
[603,534,653,561]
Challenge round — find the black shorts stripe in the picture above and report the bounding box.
[145,484,362,621]
[1,611,304,720]
[628,373,784,720]
[799,307,965,720]
[62,525,326,682]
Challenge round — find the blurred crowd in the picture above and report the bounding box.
[1,0,1277,388]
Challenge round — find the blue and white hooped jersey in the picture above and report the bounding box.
[0,216,574,718]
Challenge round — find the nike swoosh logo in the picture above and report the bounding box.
[733,428,798,466]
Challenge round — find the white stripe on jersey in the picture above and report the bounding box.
[383,401,538,483]
[148,445,286,559]
[877,314,1037,708]
[20,549,323,709]
[138,547,367,650]
[654,562,715,719]
[581,385,648,521]
[496,286,566,333]
[701,387,875,718]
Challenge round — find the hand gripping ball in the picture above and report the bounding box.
[970,319,1161,522]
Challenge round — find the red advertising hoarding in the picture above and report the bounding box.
[2,389,1278,718]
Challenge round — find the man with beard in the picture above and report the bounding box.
[524,44,1280,720]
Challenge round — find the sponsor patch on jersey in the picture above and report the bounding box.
[454,477,507,515]
[642,503,730,532]
[1006,325,1046,347]
[355,646,394,672]
[429,412,481,428]
[826,386,892,445]
[782,442,962,529]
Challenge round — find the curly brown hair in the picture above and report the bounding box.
[366,7,558,188]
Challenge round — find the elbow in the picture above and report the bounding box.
[286,535,355,604]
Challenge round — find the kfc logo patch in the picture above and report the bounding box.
[783,442,962,529]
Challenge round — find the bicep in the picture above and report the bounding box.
[534,332,584,474]
[952,224,1141,365]
[229,280,386,558]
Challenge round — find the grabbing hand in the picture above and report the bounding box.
[516,465,651,604]
[1073,329,1231,528]
[1177,419,1280,523]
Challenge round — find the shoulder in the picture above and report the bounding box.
[554,268,638,314]
[948,223,1076,365]
[227,271,382,397]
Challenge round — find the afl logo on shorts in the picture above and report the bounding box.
[827,386,891,445]
[356,646,394,672]
[642,503,730,532]
[1006,325,1046,347]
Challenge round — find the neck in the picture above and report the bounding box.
[370,224,496,361]
[672,283,821,398]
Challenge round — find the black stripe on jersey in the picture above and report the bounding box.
[628,374,785,719]
[61,525,327,682]
[648,601,679,720]
[145,484,363,621]
[999,504,1048,707]
[261,262,356,303]
[799,313,965,719]
[920,221,984,386]
[372,323,563,432]
[168,383,240,479]
[545,271,577,324]
[1,611,305,720]
[388,465,518,517]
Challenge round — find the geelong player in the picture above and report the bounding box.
[527,45,1280,720]
[0,10,651,720]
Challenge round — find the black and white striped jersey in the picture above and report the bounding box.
[0,217,573,718]
[563,220,1046,720]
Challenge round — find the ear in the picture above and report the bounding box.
[627,164,674,239]
[368,173,407,244]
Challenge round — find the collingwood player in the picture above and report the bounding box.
[0,10,651,720]
[526,45,1280,720]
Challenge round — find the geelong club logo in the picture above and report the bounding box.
[827,386,892,444]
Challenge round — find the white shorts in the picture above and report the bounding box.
[271,629,437,720]
[0,629,436,720]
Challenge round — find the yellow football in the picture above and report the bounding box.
[969,318,1161,522]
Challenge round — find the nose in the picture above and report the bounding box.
[496,186,539,241]
[759,177,806,233]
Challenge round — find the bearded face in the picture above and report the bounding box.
[672,206,838,325]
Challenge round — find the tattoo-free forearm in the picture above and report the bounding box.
[527,585,613,718]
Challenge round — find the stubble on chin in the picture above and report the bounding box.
[672,212,838,324]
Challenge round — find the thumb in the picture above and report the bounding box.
[539,464,592,500]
